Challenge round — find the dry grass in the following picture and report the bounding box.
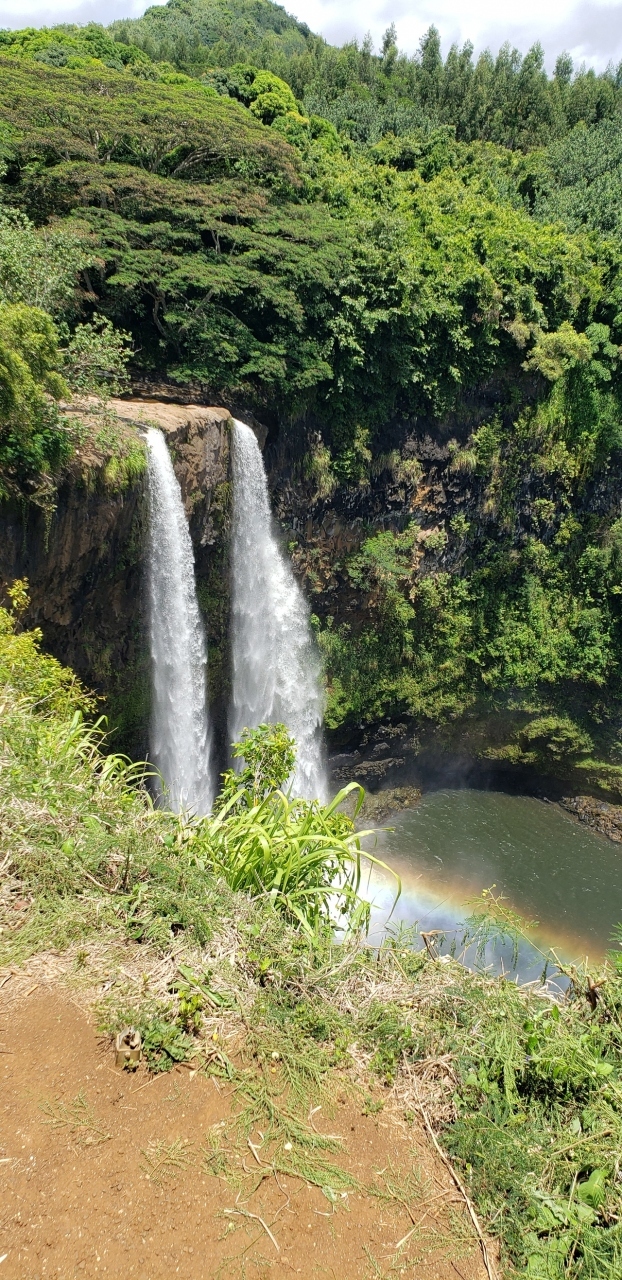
[0,924,513,1134]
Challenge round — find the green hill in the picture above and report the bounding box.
[108,0,622,148]
[111,0,314,72]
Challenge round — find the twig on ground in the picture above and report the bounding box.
[223,1207,280,1251]
[308,1104,322,1133]
[416,1102,497,1280]
[544,1128,613,1164]
[81,867,119,894]
[389,1187,455,1248]
[130,1076,156,1095]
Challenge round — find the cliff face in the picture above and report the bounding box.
[264,408,622,798]
[0,400,233,764]
[266,415,479,663]
[3,392,622,800]
[0,467,147,754]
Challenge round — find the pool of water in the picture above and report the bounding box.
[360,789,622,977]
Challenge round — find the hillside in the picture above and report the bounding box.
[1,598,622,1279]
[108,0,622,148]
[2,35,622,791]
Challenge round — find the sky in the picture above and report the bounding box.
[0,0,621,71]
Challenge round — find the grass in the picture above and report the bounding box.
[3,598,622,1277]
[40,1090,111,1146]
[364,1157,477,1277]
[140,1137,194,1183]
[64,400,147,491]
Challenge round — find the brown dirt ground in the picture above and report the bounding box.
[0,987,489,1280]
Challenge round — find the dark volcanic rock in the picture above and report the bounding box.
[561,795,622,843]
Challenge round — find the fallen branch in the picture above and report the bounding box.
[223,1207,280,1252]
[247,1138,264,1166]
[390,1187,455,1248]
[416,1102,497,1280]
[544,1127,613,1165]
[82,868,119,894]
[421,931,442,960]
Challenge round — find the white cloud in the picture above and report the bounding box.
[0,0,620,70]
[285,0,622,69]
[0,0,154,27]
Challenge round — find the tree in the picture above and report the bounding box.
[418,26,443,111]
[0,302,70,495]
[0,210,93,317]
[61,316,132,396]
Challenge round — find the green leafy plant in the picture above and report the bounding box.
[217,722,297,807]
[61,316,132,396]
[0,208,92,317]
[201,726,400,937]
[0,301,70,496]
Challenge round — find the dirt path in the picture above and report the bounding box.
[0,988,488,1279]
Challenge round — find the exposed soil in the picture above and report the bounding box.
[0,986,488,1280]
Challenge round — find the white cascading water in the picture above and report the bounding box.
[229,418,327,801]
[145,427,214,814]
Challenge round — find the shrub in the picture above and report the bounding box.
[0,302,71,494]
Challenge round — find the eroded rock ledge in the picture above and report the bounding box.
[0,399,234,760]
[561,795,622,844]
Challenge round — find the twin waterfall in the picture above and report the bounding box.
[145,428,214,814]
[229,420,326,802]
[145,419,326,812]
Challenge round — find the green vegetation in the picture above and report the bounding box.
[3,10,622,773]
[207,724,399,936]
[0,592,384,959]
[0,301,70,498]
[0,21,152,73]
[0,52,613,443]
[3,1,622,773]
[316,335,622,784]
[0,204,135,497]
[2,608,622,1276]
[111,2,622,149]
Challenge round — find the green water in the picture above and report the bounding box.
[366,789,622,968]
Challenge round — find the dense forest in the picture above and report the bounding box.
[3,1,622,787]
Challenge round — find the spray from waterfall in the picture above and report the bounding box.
[229,419,327,801]
[145,427,213,814]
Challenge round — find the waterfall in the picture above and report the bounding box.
[229,419,327,801]
[145,427,213,814]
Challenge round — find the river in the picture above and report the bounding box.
[361,789,622,979]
